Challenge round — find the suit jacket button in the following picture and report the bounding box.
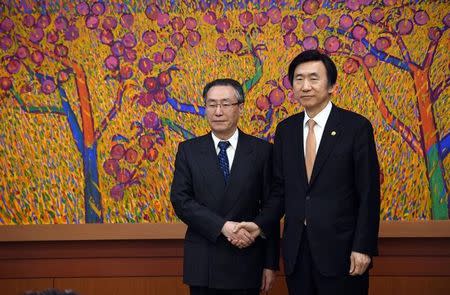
[306,196,310,200]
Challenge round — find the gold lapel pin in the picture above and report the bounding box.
[331,131,336,136]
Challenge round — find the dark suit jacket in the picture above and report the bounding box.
[255,104,380,277]
[170,130,279,289]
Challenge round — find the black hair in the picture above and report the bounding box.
[288,50,337,87]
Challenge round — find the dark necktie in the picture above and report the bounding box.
[218,141,231,183]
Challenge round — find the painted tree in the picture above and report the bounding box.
[253,0,449,219]
[1,1,448,223]
[324,2,449,220]
[1,9,108,223]
[0,2,271,223]
[0,2,185,223]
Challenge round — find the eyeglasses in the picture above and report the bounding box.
[205,101,241,110]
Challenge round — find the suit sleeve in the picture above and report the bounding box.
[170,142,226,243]
[261,145,280,270]
[351,120,381,256]
[254,124,285,238]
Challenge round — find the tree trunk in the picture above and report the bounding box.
[413,68,448,219]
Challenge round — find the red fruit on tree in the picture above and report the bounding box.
[255,12,269,27]
[139,134,154,149]
[187,31,201,47]
[0,77,12,91]
[125,148,138,163]
[110,144,126,159]
[269,88,285,107]
[239,11,253,28]
[256,95,270,111]
[343,58,359,74]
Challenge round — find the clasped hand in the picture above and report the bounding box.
[221,221,261,249]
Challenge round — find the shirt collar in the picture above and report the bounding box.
[303,101,333,129]
[211,128,239,150]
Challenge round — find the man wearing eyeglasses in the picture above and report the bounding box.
[170,78,279,295]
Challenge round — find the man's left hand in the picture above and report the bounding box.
[349,251,371,276]
[260,268,275,293]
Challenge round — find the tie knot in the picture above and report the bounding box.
[218,141,230,151]
[307,119,316,130]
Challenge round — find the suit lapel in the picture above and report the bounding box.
[218,131,254,216]
[309,105,342,185]
[198,133,226,206]
[293,113,309,187]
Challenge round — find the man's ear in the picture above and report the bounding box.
[328,83,337,95]
[238,102,244,113]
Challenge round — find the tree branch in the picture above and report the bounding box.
[9,86,65,115]
[325,27,410,71]
[242,33,264,94]
[20,62,84,153]
[431,74,450,103]
[94,80,129,141]
[161,117,196,140]
[439,132,449,160]
[57,85,84,154]
[17,34,96,147]
[166,96,206,116]
[422,26,448,69]
[351,55,424,157]
[389,27,412,64]
[375,8,414,64]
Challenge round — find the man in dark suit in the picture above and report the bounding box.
[170,78,279,295]
[235,50,380,294]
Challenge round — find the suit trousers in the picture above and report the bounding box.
[286,225,369,295]
[190,286,259,295]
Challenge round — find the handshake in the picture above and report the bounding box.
[221,221,261,249]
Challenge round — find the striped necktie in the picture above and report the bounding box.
[218,141,231,183]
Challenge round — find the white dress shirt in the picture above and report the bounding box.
[212,129,239,171]
[303,101,333,156]
[303,101,332,225]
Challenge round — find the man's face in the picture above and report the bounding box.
[292,60,334,117]
[205,85,243,139]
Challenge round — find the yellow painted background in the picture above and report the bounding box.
[0,0,449,223]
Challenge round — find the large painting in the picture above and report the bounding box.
[0,0,449,224]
